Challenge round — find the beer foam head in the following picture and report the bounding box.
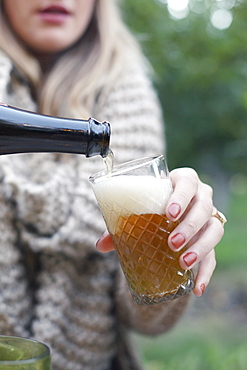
[93,175,173,234]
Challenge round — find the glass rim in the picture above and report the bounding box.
[89,154,165,182]
[0,335,50,365]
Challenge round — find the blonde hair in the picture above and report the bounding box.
[0,0,142,118]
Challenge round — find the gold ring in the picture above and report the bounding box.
[211,210,227,226]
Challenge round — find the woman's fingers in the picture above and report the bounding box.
[179,215,224,270]
[193,249,217,297]
[168,181,214,251]
[166,168,200,220]
[166,167,225,296]
[173,209,224,296]
[96,232,115,253]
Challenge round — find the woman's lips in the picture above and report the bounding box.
[38,5,71,24]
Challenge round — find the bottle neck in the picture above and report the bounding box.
[0,105,110,157]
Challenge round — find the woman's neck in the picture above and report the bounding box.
[31,52,57,73]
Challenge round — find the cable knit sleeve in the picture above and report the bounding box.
[96,61,166,164]
[0,51,32,336]
[0,50,12,102]
[0,167,32,337]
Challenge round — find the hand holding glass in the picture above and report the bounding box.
[90,155,194,305]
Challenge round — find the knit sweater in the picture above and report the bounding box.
[0,50,191,370]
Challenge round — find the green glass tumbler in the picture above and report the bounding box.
[0,336,50,370]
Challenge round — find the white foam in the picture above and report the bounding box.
[93,175,173,233]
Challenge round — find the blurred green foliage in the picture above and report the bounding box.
[121,0,247,175]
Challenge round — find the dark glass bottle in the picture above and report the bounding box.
[0,105,110,157]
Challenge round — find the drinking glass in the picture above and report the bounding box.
[90,155,194,305]
[0,336,50,369]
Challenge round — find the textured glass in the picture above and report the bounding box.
[0,336,50,369]
[111,212,194,305]
[90,155,194,305]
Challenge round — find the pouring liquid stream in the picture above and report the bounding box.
[103,148,114,174]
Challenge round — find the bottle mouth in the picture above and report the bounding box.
[87,118,111,158]
[100,121,111,158]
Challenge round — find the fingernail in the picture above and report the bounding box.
[183,252,197,267]
[200,283,206,295]
[96,232,107,249]
[171,233,186,249]
[168,203,181,219]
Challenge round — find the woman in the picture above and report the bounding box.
[0,1,225,369]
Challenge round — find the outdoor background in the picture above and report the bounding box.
[121,0,247,369]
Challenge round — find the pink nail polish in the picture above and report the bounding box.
[96,233,106,249]
[183,252,197,267]
[168,203,181,219]
[171,233,186,249]
[200,283,206,295]
[96,231,109,249]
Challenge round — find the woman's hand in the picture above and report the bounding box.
[165,168,225,297]
[96,167,226,297]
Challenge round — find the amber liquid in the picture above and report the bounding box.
[110,213,194,305]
